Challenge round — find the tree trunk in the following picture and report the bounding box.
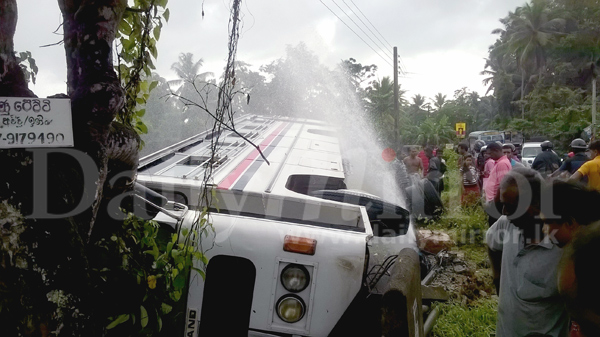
[0,0,35,97]
[521,67,525,119]
[0,0,139,335]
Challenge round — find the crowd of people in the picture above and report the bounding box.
[402,145,446,195]
[453,138,600,336]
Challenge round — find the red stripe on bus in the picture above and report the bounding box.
[217,122,288,189]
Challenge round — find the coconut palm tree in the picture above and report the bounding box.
[366,77,408,145]
[169,52,214,94]
[367,77,408,118]
[367,77,394,117]
[411,94,426,109]
[432,93,447,111]
[168,53,216,131]
[415,116,455,146]
[480,55,512,95]
[503,0,566,117]
[408,94,428,123]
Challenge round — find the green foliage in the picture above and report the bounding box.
[443,146,459,169]
[527,85,590,147]
[484,0,600,130]
[107,314,130,330]
[415,116,455,146]
[339,58,377,97]
[506,84,592,150]
[431,297,498,337]
[15,51,38,85]
[365,76,406,144]
[99,213,206,336]
[363,75,498,148]
[505,118,535,136]
[433,195,489,245]
[116,0,169,140]
[459,244,491,269]
[259,42,345,118]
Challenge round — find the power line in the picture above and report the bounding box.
[348,0,406,73]
[341,0,405,75]
[318,0,393,68]
[320,0,393,67]
[349,0,393,50]
[330,0,393,63]
[341,0,394,64]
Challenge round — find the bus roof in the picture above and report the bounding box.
[137,114,346,205]
[468,130,500,137]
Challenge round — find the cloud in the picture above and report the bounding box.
[400,50,488,100]
[11,0,526,100]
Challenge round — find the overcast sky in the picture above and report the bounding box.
[14,0,526,101]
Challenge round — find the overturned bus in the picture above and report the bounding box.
[136,114,426,336]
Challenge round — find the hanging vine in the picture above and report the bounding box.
[166,0,256,277]
[103,1,251,335]
[116,0,169,141]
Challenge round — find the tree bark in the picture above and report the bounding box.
[0,0,35,97]
[0,0,139,335]
[521,67,525,118]
[59,0,128,240]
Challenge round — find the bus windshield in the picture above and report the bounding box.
[479,134,503,142]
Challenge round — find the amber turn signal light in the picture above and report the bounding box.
[283,235,317,255]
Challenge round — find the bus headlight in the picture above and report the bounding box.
[276,295,306,323]
[280,264,310,292]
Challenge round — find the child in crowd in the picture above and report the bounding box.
[460,154,480,206]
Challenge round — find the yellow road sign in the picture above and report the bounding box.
[455,123,466,138]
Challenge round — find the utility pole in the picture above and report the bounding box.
[393,46,399,146]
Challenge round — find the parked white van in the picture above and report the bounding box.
[521,142,543,167]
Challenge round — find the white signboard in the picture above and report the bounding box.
[0,97,74,148]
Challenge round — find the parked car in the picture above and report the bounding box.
[136,115,428,336]
[521,142,543,167]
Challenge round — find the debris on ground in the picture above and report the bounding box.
[418,229,454,254]
[424,248,496,306]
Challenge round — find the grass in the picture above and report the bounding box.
[426,150,489,246]
[459,244,490,269]
[432,297,498,337]
[426,205,489,246]
[427,149,498,337]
